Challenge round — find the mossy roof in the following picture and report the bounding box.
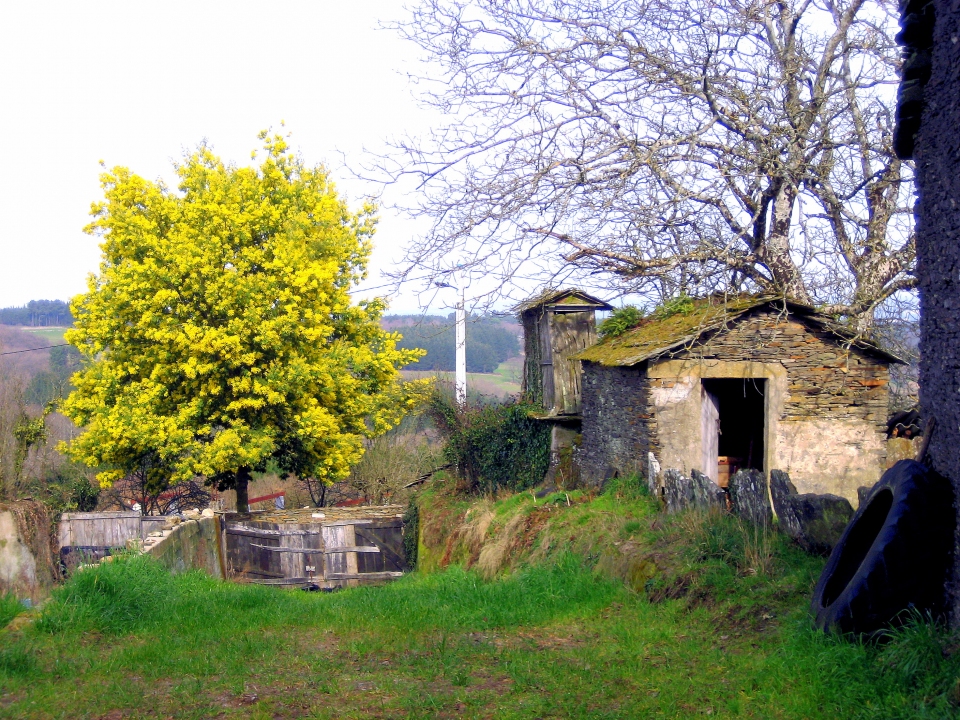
[573,294,903,366]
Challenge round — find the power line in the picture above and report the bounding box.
[0,343,70,356]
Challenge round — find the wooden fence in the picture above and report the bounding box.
[221,506,407,589]
[58,511,169,571]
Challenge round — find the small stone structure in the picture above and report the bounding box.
[144,510,224,579]
[574,295,901,504]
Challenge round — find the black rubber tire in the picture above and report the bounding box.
[811,459,954,635]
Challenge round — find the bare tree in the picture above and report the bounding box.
[377,0,914,327]
[98,454,211,515]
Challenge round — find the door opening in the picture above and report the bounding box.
[701,378,765,486]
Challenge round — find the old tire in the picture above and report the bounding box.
[811,460,954,635]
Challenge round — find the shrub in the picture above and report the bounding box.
[598,306,645,339]
[428,389,551,494]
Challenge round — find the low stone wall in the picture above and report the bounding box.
[659,467,854,555]
[0,501,58,601]
[145,514,224,579]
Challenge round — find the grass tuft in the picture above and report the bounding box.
[0,592,24,629]
[37,553,177,635]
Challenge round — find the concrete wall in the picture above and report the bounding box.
[647,358,788,483]
[146,516,224,579]
[0,511,40,600]
[914,0,960,626]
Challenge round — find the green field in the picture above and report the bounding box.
[402,357,522,398]
[2,483,959,719]
[18,327,68,344]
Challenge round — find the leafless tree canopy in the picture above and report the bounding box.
[380,0,914,324]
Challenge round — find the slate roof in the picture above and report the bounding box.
[514,288,613,314]
[573,294,904,367]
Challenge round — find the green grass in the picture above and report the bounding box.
[19,327,67,344]
[401,358,523,398]
[0,593,24,629]
[3,487,960,718]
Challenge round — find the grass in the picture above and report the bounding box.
[17,327,67,344]
[2,482,960,718]
[401,358,523,399]
[0,593,23,630]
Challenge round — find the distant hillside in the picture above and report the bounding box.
[0,299,73,327]
[383,314,521,373]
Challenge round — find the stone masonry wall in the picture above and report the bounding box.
[914,0,960,625]
[686,309,890,426]
[146,515,224,579]
[579,362,655,484]
[580,307,891,499]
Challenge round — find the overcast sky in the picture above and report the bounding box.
[0,0,448,314]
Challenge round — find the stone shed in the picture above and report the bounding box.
[574,295,901,504]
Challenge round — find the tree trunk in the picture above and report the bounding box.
[235,467,252,514]
[913,0,960,625]
[760,182,811,303]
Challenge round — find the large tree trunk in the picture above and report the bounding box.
[913,0,960,625]
[235,467,252,514]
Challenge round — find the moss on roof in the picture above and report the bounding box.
[573,294,903,366]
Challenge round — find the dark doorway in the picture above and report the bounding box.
[701,378,765,485]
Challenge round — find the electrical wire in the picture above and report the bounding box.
[0,343,71,356]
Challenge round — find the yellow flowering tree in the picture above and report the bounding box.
[62,133,428,512]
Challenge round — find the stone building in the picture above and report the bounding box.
[572,295,901,504]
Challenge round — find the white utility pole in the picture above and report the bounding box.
[455,287,467,409]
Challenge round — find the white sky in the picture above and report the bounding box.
[0,0,446,314]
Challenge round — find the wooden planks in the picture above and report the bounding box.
[59,511,142,548]
[221,510,406,588]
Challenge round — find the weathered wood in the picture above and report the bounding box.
[355,526,405,572]
[322,524,347,578]
[356,520,403,530]
[217,507,407,587]
[324,571,404,581]
[250,543,327,554]
[59,511,142,548]
[320,519,375,527]
[344,524,359,587]
[225,525,324,537]
[323,546,380,554]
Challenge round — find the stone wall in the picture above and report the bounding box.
[579,308,891,502]
[914,0,960,626]
[0,502,58,602]
[687,309,890,425]
[579,362,653,484]
[145,515,224,579]
[647,358,787,482]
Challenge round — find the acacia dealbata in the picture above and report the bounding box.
[62,132,429,511]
